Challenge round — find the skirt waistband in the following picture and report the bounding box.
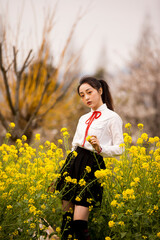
[75,146,103,159]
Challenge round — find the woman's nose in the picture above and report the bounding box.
[85,95,89,100]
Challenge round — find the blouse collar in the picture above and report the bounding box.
[91,103,107,112]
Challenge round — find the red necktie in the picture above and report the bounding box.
[82,111,102,147]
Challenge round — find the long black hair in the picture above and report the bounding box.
[77,76,114,111]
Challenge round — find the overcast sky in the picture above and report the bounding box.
[0,0,160,73]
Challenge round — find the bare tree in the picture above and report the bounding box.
[117,21,160,136]
[0,6,85,142]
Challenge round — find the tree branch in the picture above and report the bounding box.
[13,46,20,128]
[19,49,33,76]
[13,47,33,128]
[0,110,9,130]
[0,43,15,115]
[13,46,18,73]
[38,78,74,118]
[21,75,50,136]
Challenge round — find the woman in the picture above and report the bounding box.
[56,77,124,240]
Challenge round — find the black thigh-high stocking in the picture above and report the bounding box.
[61,211,74,240]
[73,220,91,240]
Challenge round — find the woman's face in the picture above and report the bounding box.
[79,83,103,110]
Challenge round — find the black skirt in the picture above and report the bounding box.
[56,147,106,208]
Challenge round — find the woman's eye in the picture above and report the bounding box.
[80,95,84,98]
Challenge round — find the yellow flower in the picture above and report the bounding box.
[111,200,118,207]
[126,209,132,215]
[22,135,27,141]
[156,142,160,147]
[58,139,63,144]
[41,194,47,200]
[41,204,46,209]
[5,133,11,139]
[147,209,153,215]
[63,171,68,176]
[30,223,36,229]
[35,133,40,141]
[51,143,57,150]
[89,205,93,211]
[142,236,147,239]
[130,181,136,187]
[154,136,159,142]
[16,139,22,148]
[118,221,125,226]
[134,177,140,182]
[79,179,86,186]
[59,160,65,168]
[141,133,148,141]
[157,232,160,238]
[87,198,93,204]
[119,143,125,148]
[125,123,131,129]
[9,122,15,128]
[148,137,154,144]
[108,221,115,228]
[65,176,72,183]
[66,150,71,155]
[85,166,91,173]
[115,194,120,199]
[73,151,78,157]
[75,196,81,202]
[28,198,35,204]
[155,156,160,161]
[62,131,70,137]
[142,162,149,170]
[154,205,158,211]
[124,135,132,144]
[45,140,50,146]
[7,205,13,210]
[125,189,134,195]
[29,205,37,215]
[137,123,144,130]
[61,128,67,132]
[72,178,77,184]
[123,188,135,200]
[68,207,73,214]
[136,138,143,145]
[86,135,91,141]
[105,237,111,240]
[68,234,73,239]
[94,169,106,179]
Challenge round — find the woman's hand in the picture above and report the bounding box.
[88,135,102,153]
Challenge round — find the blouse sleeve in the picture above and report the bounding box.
[100,115,124,157]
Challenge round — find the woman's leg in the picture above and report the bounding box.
[73,205,90,240]
[73,205,89,221]
[61,200,74,240]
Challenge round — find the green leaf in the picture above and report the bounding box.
[120,232,127,238]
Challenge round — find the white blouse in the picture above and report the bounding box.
[72,104,124,158]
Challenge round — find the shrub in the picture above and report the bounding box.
[0,124,159,239]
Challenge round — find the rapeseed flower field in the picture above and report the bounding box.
[0,123,160,239]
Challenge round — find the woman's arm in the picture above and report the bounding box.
[89,115,124,157]
[100,115,124,157]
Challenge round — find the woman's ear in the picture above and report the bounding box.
[98,87,103,95]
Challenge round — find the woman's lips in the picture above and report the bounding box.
[87,101,92,105]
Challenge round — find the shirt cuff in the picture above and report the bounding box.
[96,146,102,154]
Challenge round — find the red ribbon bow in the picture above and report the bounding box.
[82,111,102,147]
